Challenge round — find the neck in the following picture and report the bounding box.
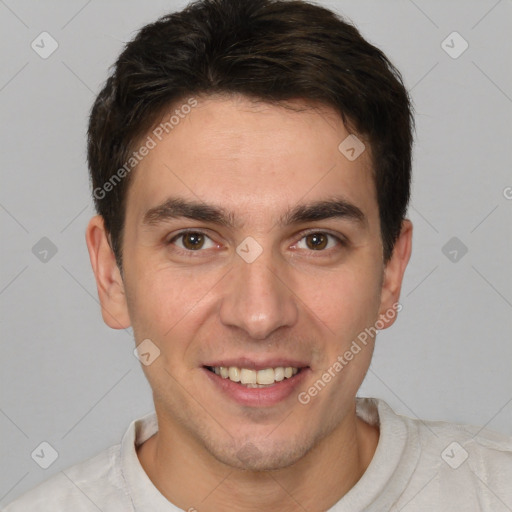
[137,403,379,512]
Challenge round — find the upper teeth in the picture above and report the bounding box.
[212,366,299,385]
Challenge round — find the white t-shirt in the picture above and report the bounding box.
[4,397,512,511]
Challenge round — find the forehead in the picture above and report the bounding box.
[125,95,377,224]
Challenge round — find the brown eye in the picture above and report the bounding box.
[171,231,216,251]
[305,233,328,250]
[295,232,342,252]
[181,232,205,250]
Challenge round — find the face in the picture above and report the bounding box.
[87,94,411,471]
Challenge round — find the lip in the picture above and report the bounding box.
[202,365,311,407]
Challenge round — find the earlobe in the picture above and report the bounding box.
[378,219,413,329]
[85,215,131,329]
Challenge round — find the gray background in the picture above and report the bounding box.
[1,0,511,505]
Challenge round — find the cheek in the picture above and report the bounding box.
[124,262,221,344]
[296,264,382,339]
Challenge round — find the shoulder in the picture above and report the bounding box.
[400,407,512,507]
[373,398,512,464]
[362,398,512,509]
[3,444,132,512]
[411,411,512,467]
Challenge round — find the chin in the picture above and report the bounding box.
[205,434,315,471]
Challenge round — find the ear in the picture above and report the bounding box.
[377,219,413,329]
[85,215,131,329]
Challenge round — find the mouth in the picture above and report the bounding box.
[205,365,302,387]
[202,362,310,406]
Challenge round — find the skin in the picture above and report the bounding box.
[86,94,412,511]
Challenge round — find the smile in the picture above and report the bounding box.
[206,365,300,387]
[203,362,310,407]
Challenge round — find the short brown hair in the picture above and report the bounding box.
[88,0,414,270]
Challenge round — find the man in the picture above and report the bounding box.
[5,0,511,510]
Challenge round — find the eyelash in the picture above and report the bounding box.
[166,229,347,256]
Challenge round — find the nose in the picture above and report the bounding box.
[219,248,299,340]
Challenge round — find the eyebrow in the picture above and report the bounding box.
[142,197,366,229]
